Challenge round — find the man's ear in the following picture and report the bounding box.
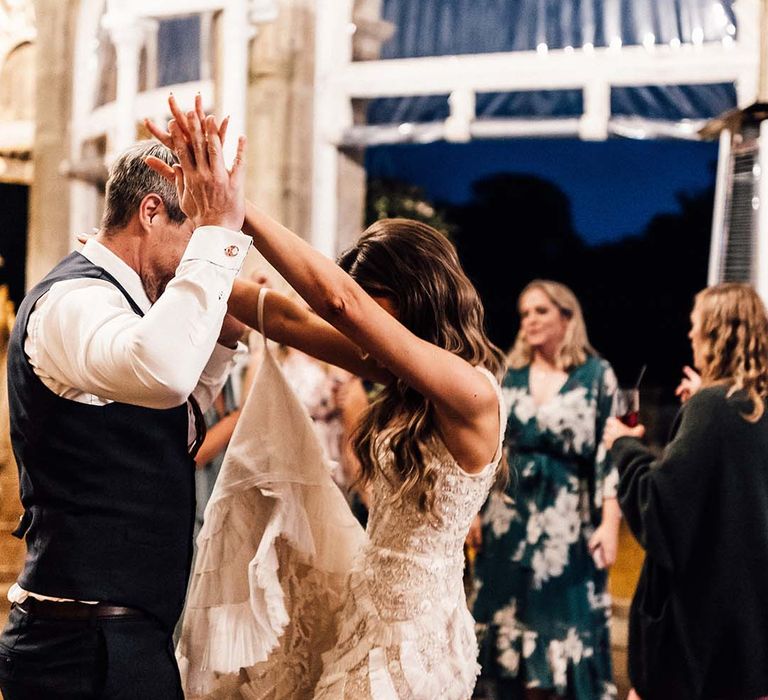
[138,193,165,230]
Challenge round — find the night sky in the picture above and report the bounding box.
[366,136,719,413]
[366,138,719,245]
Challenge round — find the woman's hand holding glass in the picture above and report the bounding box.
[603,417,645,451]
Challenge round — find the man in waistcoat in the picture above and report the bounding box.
[0,138,250,698]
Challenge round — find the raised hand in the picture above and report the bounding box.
[145,94,230,151]
[675,365,702,404]
[145,94,245,231]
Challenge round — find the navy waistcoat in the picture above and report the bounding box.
[7,252,196,632]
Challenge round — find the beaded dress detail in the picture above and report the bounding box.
[314,403,503,699]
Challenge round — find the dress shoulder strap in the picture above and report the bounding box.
[255,287,278,364]
[256,287,268,340]
[475,366,506,465]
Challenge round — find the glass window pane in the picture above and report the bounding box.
[157,15,202,87]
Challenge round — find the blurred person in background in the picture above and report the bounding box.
[245,272,372,519]
[193,366,248,538]
[472,280,620,700]
[278,344,366,489]
[605,283,768,700]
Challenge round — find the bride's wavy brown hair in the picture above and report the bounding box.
[694,283,768,421]
[337,218,506,516]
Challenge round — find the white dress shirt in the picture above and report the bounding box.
[10,225,251,605]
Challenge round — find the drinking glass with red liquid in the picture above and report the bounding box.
[616,388,640,427]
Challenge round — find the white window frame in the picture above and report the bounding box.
[69,0,277,238]
[312,0,762,256]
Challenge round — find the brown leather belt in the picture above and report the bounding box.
[15,598,145,620]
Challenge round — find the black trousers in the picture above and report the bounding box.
[0,604,183,699]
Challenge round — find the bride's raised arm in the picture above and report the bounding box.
[148,96,500,470]
[229,279,389,382]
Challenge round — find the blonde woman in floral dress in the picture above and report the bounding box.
[472,280,620,700]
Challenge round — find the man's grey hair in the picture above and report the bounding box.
[101,140,185,231]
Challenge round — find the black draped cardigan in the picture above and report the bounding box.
[611,385,768,700]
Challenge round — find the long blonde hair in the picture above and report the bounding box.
[337,219,506,517]
[507,280,597,370]
[694,283,768,421]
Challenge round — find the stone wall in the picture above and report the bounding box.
[246,0,316,240]
[26,0,79,288]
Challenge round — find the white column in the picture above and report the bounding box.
[445,89,475,142]
[760,0,768,100]
[603,0,622,48]
[757,122,768,300]
[143,18,159,90]
[734,0,761,105]
[312,0,354,256]
[69,0,108,252]
[103,7,145,159]
[580,78,610,140]
[217,0,252,166]
[709,128,732,286]
[735,0,761,60]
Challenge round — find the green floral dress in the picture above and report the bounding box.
[473,357,618,699]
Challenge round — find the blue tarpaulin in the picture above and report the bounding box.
[365,0,739,128]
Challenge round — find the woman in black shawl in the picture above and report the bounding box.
[604,283,768,700]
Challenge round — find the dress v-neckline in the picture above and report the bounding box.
[525,363,575,408]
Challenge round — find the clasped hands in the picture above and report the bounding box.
[144,94,245,232]
[146,95,246,348]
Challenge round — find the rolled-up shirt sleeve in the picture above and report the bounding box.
[30,227,251,409]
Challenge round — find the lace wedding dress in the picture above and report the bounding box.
[177,290,504,699]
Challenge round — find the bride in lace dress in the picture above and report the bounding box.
[147,99,507,699]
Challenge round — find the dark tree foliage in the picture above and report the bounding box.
[366,177,455,238]
[446,173,587,352]
[365,172,713,400]
[578,190,712,389]
[450,175,712,391]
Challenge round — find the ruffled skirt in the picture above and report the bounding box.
[313,566,480,700]
[176,343,483,699]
